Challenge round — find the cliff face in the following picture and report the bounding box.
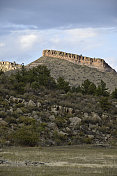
[43,50,115,72]
[0,61,21,72]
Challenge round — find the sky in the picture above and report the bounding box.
[0,0,117,70]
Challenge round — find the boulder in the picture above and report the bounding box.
[91,112,101,122]
[69,117,81,127]
[27,100,36,107]
[32,111,37,116]
[49,115,55,121]
[16,108,23,114]
[37,102,41,108]
[0,119,8,126]
[9,108,13,113]
[33,115,39,119]
[51,107,58,115]
[65,127,71,132]
[48,122,58,130]
[83,113,89,120]
[68,108,73,114]
[88,135,94,139]
[58,131,67,136]
[83,112,101,122]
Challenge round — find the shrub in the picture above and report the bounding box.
[96,80,109,96]
[57,77,70,93]
[12,126,39,146]
[55,116,66,128]
[81,79,96,95]
[53,131,67,145]
[99,97,111,111]
[112,88,117,99]
[19,116,36,125]
[0,70,4,76]
[71,86,81,93]
[5,117,17,124]
[81,137,92,144]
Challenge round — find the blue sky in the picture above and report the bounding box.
[0,0,117,70]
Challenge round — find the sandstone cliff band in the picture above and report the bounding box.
[43,50,113,72]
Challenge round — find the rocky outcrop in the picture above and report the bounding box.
[1,93,117,146]
[43,50,116,72]
[0,61,21,72]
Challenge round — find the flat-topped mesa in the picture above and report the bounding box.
[0,61,22,72]
[43,49,115,72]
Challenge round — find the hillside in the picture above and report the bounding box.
[27,56,117,92]
[0,65,117,147]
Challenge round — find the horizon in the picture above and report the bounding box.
[0,48,116,70]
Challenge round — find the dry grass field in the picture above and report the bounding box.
[0,145,117,176]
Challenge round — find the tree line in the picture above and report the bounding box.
[0,65,117,98]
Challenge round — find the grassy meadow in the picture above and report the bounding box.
[0,145,117,176]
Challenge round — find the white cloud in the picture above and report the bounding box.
[0,27,117,71]
[1,23,38,30]
[0,42,5,47]
[66,28,98,39]
[19,34,37,49]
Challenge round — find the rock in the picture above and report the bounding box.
[58,106,62,111]
[9,108,13,113]
[91,112,101,122]
[66,127,71,132]
[51,107,57,112]
[16,108,23,114]
[0,119,8,126]
[68,108,73,114]
[49,115,55,121]
[9,96,23,103]
[47,139,55,146]
[102,113,108,120]
[24,102,28,106]
[83,112,101,122]
[69,117,81,127]
[88,135,94,139]
[11,97,17,102]
[48,122,58,130]
[83,113,89,119]
[0,160,9,164]
[51,107,58,115]
[33,115,39,119]
[89,123,98,129]
[27,100,36,107]
[17,98,22,103]
[32,111,37,116]
[58,131,67,136]
[37,102,41,108]
[72,130,78,135]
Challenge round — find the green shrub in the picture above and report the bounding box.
[81,79,96,95]
[5,117,17,124]
[81,137,92,144]
[55,116,66,128]
[19,116,36,125]
[96,80,109,96]
[12,126,39,146]
[112,88,117,99]
[53,131,67,145]
[57,77,70,93]
[99,97,111,111]
[15,103,25,108]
